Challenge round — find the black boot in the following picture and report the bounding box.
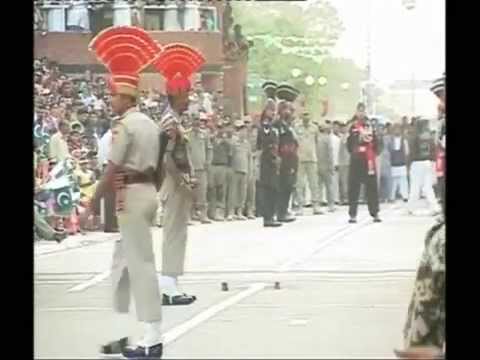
[100,337,130,356]
[122,342,163,359]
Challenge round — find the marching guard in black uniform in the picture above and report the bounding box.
[257,81,282,227]
[273,84,300,223]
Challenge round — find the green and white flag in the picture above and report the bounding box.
[53,186,74,216]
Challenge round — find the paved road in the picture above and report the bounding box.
[34,203,435,359]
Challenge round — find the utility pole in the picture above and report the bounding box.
[365,0,373,115]
[402,0,416,116]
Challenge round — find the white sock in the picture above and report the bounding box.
[137,321,162,348]
[160,275,181,297]
[115,313,130,337]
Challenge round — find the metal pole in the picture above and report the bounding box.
[366,0,373,114]
[403,0,416,116]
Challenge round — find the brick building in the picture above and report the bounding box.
[34,0,249,116]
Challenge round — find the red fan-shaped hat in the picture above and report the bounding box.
[89,26,162,97]
[152,43,205,96]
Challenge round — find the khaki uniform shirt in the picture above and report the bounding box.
[295,122,318,163]
[316,132,334,173]
[231,136,251,174]
[188,129,212,171]
[211,135,232,166]
[109,107,160,173]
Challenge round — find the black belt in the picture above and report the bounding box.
[212,163,228,166]
[124,172,155,185]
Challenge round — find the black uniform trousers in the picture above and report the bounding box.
[261,185,278,222]
[276,176,293,220]
[348,160,379,218]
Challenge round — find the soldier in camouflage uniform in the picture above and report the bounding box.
[397,72,446,360]
[401,221,445,353]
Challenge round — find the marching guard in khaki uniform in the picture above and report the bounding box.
[88,27,164,359]
[152,43,206,307]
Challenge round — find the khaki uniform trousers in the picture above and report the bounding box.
[225,167,235,217]
[193,169,208,212]
[207,165,228,216]
[296,161,320,207]
[318,169,335,208]
[112,183,162,322]
[245,156,257,215]
[162,174,193,277]
[229,171,248,210]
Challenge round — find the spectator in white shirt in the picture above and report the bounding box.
[98,125,113,167]
[388,124,409,202]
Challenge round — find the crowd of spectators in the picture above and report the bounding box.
[34,56,229,242]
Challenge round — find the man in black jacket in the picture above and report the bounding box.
[347,103,382,223]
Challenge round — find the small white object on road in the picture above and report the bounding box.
[288,319,309,326]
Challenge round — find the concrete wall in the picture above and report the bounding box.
[34,31,224,66]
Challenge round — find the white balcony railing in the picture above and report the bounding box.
[35,1,219,33]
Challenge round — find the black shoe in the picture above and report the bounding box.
[348,218,357,224]
[100,337,130,356]
[373,216,382,223]
[122,342,163,359]
[162,293,196,306]
[264,220,283,227]
[278,216,296,223]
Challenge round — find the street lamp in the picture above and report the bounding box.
[291,68,302,78]
[317,76,328,86]
[305,75,315,86]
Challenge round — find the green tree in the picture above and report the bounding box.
[233,1,365,118]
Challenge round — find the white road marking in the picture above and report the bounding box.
[38,307,111,312]
[163,282,267,346]
[67,270,111,292]
[276,205,397,272]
